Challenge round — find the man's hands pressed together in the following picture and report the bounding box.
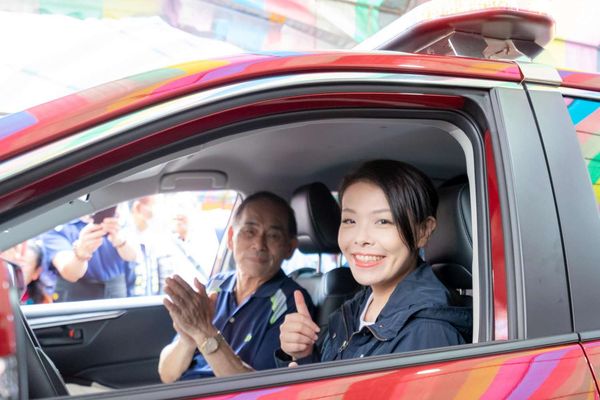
[159,274,253,381]
[163,275,218,345]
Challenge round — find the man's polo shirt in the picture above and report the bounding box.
[179,269,315,380]
[42,220,128,282]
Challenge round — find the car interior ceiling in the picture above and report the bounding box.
[11,114,476,397]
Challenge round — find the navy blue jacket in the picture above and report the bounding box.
[297,262,472,363]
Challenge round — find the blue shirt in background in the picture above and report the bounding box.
[42,219,128,282]
[179,269,315,380]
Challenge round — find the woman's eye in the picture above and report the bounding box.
[376,219,392,225]
[341,218,355,224]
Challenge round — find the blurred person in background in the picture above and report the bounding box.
[21,241,52,304]
[125,196,160,296]
[169,200,220,283]
[125,195,218,297]
[41,214,137,301]
[0,240,52,304]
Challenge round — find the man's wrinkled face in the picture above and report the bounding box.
[227,199,297,280]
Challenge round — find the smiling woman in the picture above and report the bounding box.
[279,160,471,364]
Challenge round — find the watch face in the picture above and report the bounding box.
[203,336,219,354]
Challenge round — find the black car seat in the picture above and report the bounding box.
[290,182,361,328]
[424,176,473,307]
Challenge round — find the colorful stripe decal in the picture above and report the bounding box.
[1,52,520,162]
[565,97,600,208]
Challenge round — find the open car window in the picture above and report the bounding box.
[11,191,237,305]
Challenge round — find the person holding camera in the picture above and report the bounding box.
[41,211,136,302]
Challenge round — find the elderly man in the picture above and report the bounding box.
[158,192,315,382]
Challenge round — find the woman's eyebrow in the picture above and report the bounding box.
[372,209,392,214]
[341,208,391,214]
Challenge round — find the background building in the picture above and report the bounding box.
[1,0,598,114]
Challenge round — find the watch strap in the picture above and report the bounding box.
[200,331,225,355]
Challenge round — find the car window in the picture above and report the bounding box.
[16,190,237,304]
[10,85,486,396]
[564,96,600,210]
[282,251,340,275]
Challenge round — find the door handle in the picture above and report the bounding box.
[36,326,83,346]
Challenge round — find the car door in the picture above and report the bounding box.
[19,190,236,389]
[23,299,173,388]
[554,82,600,391]
[1,53,597,398]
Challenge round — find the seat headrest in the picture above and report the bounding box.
[425,176,472,289]
[291,182,340,253]
[316,267,361,327]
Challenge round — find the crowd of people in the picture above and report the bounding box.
[1,193,224,304]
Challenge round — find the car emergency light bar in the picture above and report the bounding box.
[356,0,555,61]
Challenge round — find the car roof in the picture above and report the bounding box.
[558,69,600,92]
[0,51,521,162]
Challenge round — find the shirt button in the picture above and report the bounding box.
[332,333,337,339]
[229,317,235,323]
[360,354,364,358]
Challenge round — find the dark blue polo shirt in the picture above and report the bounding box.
[179,269,315,380]
[42,220,128,282]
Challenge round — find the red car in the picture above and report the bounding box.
[0,6,599,400]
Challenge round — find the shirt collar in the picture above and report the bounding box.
[219,269,287,298]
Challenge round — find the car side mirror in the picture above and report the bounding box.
[1,258,26,298]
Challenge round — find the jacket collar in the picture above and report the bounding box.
[347,261,465,340]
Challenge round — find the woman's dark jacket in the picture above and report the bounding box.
[285,262,472,364]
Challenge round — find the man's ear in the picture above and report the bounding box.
[417,217,437,248]
[227,226,235,251]
[285,238,298,259]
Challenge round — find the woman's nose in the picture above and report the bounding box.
[353,225,373,246]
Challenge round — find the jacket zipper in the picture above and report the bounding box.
[339,307,350,352]
[338,307,389,353]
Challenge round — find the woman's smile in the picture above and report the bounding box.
[352,253,385,268]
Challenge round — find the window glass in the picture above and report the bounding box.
[13,190,237,304]
[564,96,600,210]
[282,250,340,275]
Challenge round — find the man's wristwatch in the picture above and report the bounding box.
[199,331,225,355]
